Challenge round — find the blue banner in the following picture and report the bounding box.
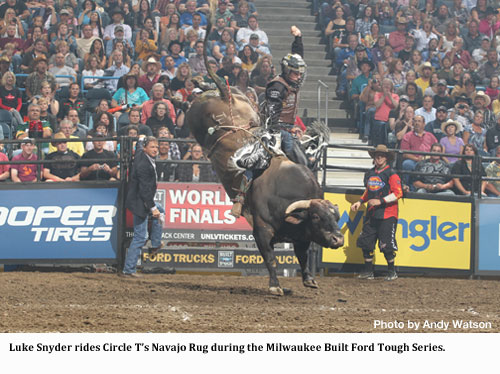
[0,187,119,261]
[477,200,500,274]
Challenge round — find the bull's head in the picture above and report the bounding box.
[285,199,344,249]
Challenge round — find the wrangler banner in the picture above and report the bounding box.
[322,192,472,271]
[126,182,254,242]
[0,185,119,262]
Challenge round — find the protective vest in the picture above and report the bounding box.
[360,165,403,220]
[270,76,299,125]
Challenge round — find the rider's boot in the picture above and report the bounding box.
[230,175,251,218]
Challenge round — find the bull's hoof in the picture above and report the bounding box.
[269,286,285,296]
[303,278,319,288]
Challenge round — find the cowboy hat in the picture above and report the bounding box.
[441,119,463,134]
[141,56,162,71]
[472,91,491,107]
[357,58,374,71]
[417,61,434,75]
[455,93,471,105]
[368,144,395,162]
[31,54,48,68]
[168,40,183,52]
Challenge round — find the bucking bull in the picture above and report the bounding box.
[185,4,344,296]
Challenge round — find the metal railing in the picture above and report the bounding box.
[15,74,76,92]
[321,143,500,199]
[81,75,121,93]
[317,80,329,125]
[0,136,207,183]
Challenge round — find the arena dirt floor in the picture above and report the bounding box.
[1,271,500,333]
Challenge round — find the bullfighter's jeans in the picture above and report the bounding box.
[123,202,164,274]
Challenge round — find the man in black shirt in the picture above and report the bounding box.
[433,80,454,109]
[58,83,87,123]
[425,106,448,141]
[80,133,118,180]
[43,132,80,181]
[156,140,177,182]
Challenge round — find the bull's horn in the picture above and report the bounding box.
[285,200,312,215]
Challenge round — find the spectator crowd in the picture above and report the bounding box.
[0,0,498,198]
[0,0,273,184]
[317,0,500,196]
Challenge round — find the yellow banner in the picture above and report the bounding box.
[322,192,471,270]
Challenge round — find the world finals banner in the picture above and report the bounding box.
[125,183,297,270]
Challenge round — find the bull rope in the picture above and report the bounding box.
[206,124,277,159]
[225,77,236,129]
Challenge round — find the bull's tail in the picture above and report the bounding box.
[204,0,229,102]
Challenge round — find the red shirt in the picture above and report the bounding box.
[445,49,472,69]
[374,92,399,121]
[400,130,437,153]
[11,153,37,182]
[388,31,406,53]
[138,73,160,96]
[0,152,9,176]
[360,165,403,219]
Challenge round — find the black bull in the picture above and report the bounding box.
[185,90,344,295]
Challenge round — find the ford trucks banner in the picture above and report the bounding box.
[126,182,254,242]
[322,192,472,271]
[0,187,119,261]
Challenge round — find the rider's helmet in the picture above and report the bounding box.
[280,53,307,89]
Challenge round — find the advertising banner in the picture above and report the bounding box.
[126,182,254,242]
[321,192,472,270]
[0,186,119,261]
[476,199,500,275]
[124,182,299,270]
[142,249,298,269]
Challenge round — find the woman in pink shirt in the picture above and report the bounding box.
[373,78,399,146]
[479,7,500,39]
